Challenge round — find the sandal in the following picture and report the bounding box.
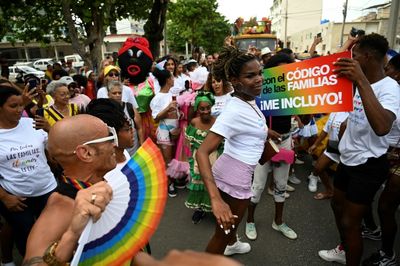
[314,192,333,200]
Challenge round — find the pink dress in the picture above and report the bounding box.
[166,91,195,179]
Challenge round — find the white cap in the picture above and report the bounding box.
[58,76,75,85]
[261,47,272,56]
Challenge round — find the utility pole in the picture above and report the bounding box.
[340,0,349,47]
[387,0,400,48]
[284,0,288,48]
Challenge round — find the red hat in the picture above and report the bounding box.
[118,37,153,61]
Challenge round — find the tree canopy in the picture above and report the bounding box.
[167,0,230,55]
[0,0,168,69]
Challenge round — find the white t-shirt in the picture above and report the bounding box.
[104,150,130,180]
[170,75,190,96]
[150,92,174,119]
[339,77,400,166]
[211,97,267,165]
[323,112,349,142]
[0,118,57,197]
[211,94,232,117]
[97,85,138,108]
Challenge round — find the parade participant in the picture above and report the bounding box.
[185,92,222,224]
[41,81,79,129]
[204,73,232,117]
[196,46,267,255]
[150,68,179,197]
[318,34,400,266]
[107,81,144,154]
[0,85,57,257]
[246,53,297,241]
[23,115,115,265]
[61,76,90,109]
[86,98,134,168]
[362,53,400,266]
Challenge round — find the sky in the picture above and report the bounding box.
[217,0,390,23]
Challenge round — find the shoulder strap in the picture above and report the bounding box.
[125,102,135,120]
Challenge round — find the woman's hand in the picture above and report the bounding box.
[34,115,50,132]
[21,85,38,106]
[211,198,236,234]
[268,129,281,143]
[2,194,27,212]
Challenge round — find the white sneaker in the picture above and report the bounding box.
[272,221,297,239]
[224,238,251,256]
[308,174,318,192]
[318,245,346,264]
[286,184,295,192]
[245,222,257,240]
[289,175,301,184]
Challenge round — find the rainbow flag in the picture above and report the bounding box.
[73,138,167,266]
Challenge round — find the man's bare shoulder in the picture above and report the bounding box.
[24,192,75,264]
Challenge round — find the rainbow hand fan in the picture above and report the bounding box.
[71,138,167,266]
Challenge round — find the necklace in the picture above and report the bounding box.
[57,174,93,199]
[235,95,262,118]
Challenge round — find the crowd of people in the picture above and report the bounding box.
[0,30,399,266]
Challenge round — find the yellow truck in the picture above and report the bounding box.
[234,33,277,52]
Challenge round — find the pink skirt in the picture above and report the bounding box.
[212,153,256,199]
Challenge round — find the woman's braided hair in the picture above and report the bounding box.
[212,46,257,82]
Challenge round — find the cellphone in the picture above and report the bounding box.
[172,95,177,101]
[350,27,358,37]
[316,32,322,38]
[36,108,44,117]
[28,79,37,91]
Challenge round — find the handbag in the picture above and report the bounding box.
[271,148,295,164]
[267,117,295,164]
[326,113,341,154]
[259,139,279,165]
[326,140,340,154]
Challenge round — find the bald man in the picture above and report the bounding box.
[23,115,116,265]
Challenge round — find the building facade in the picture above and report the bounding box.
[270,0,323,46]
[288,3,399,55]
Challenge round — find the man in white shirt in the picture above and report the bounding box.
[318,34,400,266]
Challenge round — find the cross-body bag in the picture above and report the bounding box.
[326,113,340,154]
[269,117,295,164]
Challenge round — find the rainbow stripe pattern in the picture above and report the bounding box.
[260,51,353,116]
[78,138,167,265]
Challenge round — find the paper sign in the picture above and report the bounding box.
[259,51,353,116]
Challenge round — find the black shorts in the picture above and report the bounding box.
[334,155,389,205]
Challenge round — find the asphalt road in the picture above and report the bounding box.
[151,156,400,266]
[9,155,400,265]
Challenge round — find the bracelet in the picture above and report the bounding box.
[43,241,69,266]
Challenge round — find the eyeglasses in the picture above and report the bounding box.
[108,72,119,77]
[74,126,118,154]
